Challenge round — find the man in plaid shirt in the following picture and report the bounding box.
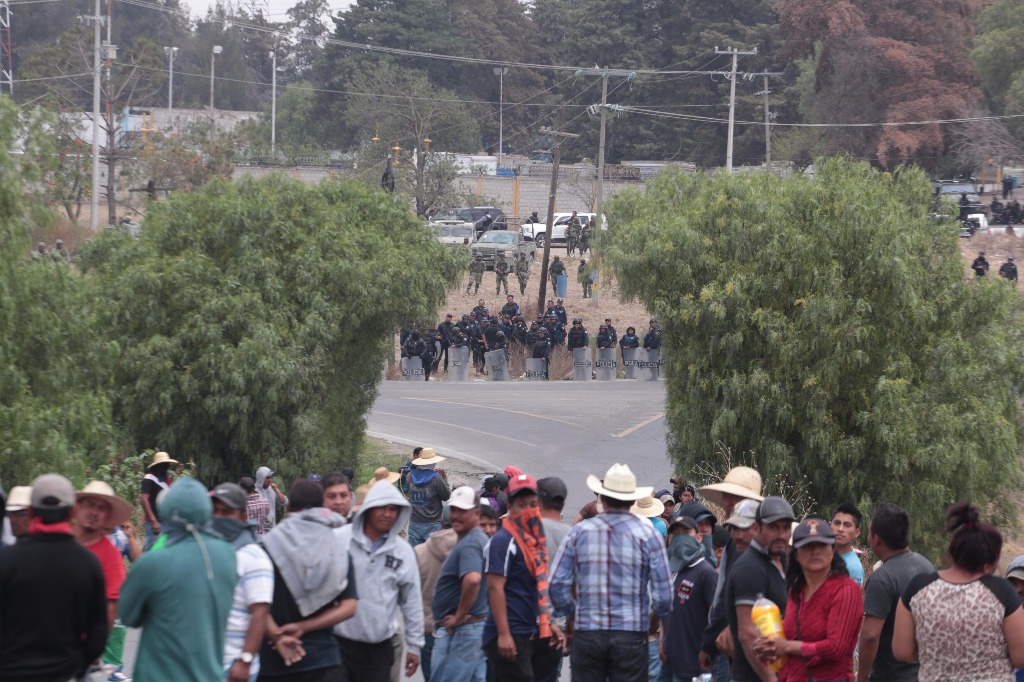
[549,464,672,681]
[240,476,270,535]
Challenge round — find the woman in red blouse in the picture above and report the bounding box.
[753,517,863,681]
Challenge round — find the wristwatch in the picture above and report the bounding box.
[237,651,255,665]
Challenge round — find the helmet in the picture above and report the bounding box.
[498,253,506,258]
[462,314,470,319]
[538,327,548,334]
[496,331,505,338]
[55,239,64,246]
[573,316,583,324]
[475,255,482,259]
[600,324,608,329]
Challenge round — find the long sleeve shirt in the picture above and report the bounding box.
[549,509,672,632]
[777,574,863,682]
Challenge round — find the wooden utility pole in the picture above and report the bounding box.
[537,105,579,312]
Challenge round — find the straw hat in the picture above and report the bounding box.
[352,482,373,513]
[698,466,763,506]
[77,481,133,526]
[147,451,179,469]
[368,467,401,485]
[411,448,445,466]
[630,493,665,518]
[586,463,652,502]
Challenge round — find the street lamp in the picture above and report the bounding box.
[269,48,277,155]
[210,45,222,113]
[163,46,178,113]
[493,67,508,168]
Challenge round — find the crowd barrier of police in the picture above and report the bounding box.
[401,347,662,382]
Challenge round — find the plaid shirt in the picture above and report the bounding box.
[549,509,672,632]
[246,493,270,535]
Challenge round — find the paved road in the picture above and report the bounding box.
[367,379,672,519]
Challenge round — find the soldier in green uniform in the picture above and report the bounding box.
[578,259,593,298]
[515,253,531,295]
[579,219,592,256]
[566,211,581,257]
[466,254,486,295]
[549,255,567,292]
[51,239,70,264]
[494,253,511,295]
[32,242,47,261]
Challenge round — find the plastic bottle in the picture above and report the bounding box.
[751,593,786,673]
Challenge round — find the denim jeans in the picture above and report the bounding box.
[143,520,160,551]
[408,521,441,547]
[429,621,486,682]
[570,629,648,682]
[712,652,729,682]
[647,638,662,681]
[421,634,434,682]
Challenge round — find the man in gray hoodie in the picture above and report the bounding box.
[335,481,424,682]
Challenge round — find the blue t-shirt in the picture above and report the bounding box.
[432,528,489,621]
[841,550,865,585]
[483,528,539,645]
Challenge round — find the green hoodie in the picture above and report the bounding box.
[119,478,237,682]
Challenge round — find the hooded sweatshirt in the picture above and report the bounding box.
[407,466,451,524]
[254,467,281,529]
[416,528,458,633]
[119,478,237,682]
[334,482,425,653]
[664,534,718,681]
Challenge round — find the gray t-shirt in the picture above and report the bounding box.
[863,549,936,682]
[542,518,571,560]
[408,473,451,524]
[431,528,489,620]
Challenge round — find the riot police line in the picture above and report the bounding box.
[398,346,664,382]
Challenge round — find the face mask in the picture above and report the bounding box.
[209,516,249,548]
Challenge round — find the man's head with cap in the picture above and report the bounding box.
[1007,555,1024,599]
[448,486,481,536]
[210,482,248,522]
[507,473,539,514]
[537,477,567,513]
[724,498,760,553]
[30,474,76,524]
[754,496,795,558]
[668,514,698,538]
[5,486,32,537]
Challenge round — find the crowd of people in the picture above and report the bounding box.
[399,297,664,378]
[3,450,1024,682]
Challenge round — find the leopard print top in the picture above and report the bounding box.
[902,573,1020,682]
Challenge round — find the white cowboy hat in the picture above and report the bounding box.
[77,480,134,526]
[630,493,665,518]
[147,451,179,469]
[368,466,401,485]
[586,463,652,502]
[412,448,445,466]
[698,466,763,506]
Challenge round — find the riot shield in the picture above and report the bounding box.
[449,346,469,382]
[525,358,548,381]
[636,349,660,380]
[595,348,617,381]
[486,350,509,381]
[622,348,638,379]
[572,347,592,381]
[400,356,424,381]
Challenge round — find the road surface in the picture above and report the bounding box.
[367,379,673,518]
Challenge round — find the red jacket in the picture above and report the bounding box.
[778,574,863,682]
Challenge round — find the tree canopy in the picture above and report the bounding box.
[605,158,1024,555]
[80,174,463,480]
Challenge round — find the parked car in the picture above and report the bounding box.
[429,207,507,237]
[520,212,607,249]
[470,230,536,270]
[433,224,475,247]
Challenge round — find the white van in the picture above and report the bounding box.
[521,212,607,249]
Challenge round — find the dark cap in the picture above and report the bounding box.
[493,472,509,490]
[210,482,247,510]
[678,501,716,527]
[791,517,835,548]
[756,496,796,525]
[238,476,256,493]
[668,514,698,532]
[537,477,568,504]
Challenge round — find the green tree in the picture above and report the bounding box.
[80,174,464,481]
[0,97,116,486]
[605,158,1024,556]
[973,0,1024,142]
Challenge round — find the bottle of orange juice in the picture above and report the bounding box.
[751,594,786,673]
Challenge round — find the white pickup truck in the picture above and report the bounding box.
[520,212,607,249]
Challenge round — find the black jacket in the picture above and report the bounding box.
[0,532,109,682]
[567,326,589,350]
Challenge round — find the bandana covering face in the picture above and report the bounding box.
[502,505,552,638]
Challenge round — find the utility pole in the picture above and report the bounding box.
[0,0,12,95]
[85,0,103,231]
[574,67,635,305]
[269,46,277,155]
[537,105,579,312]
[716,47,756,173]
[493,67,508,167]
[745,71,783,166]
[164,47,178,112]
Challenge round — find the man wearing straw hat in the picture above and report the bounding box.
[405,448,451,547]
[549,463,672,681]
[140,451,178,550]
[697,466,764,680]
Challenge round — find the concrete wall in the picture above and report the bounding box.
[232,165,645,215]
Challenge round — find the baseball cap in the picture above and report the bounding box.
[210,482,247,510]
[1007,555,1024,581]
[508,473,538,498]
[448,486,480,510]
[668,514,698,532]
[756,496,796,525]
[238,476,256,493]
[678,501,716,527]
[30,474,75,510]
[791,517,836,548]
[724,498,760,529]
[5,486,31,512]
[537,477,568,504]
